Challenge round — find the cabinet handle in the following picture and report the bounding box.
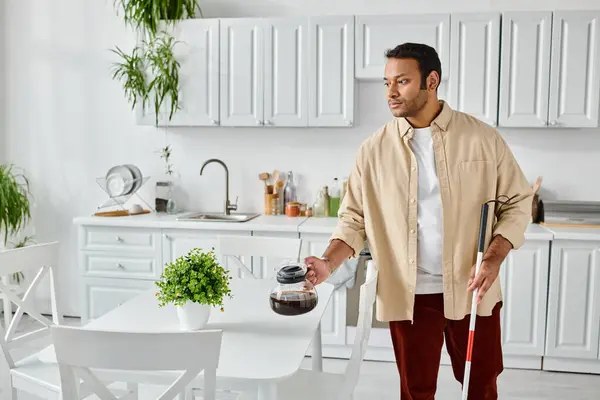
[264,120,272,125]
[211,120,217,125]
[256,120,262,125]
[550,120,558,126]
[345,120,352,126]
[117,263,125,269]
[116,236,123,243]
[163,234,170,240]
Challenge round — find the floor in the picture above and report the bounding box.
[3,316,600,399]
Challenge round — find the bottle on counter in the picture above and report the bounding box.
[322,186,330,217]
[329,178,341,217]
[283,171,297,209]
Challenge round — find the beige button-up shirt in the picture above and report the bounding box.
[330,101,533,322]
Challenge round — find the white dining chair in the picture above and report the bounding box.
[0,241,64,399]
[238,260,378,400]
[51,326,223,400]
[216,235,302,279]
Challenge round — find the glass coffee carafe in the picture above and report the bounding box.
[269,263,318,316]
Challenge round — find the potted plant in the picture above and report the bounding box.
[0,164,32,283]
[155,248,233,331]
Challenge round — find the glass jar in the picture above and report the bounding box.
[155,181,173,212]
[269,263,318,316]
[285,201,301,217]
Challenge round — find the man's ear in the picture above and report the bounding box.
[427,71,440,91]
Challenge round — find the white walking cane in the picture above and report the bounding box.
[461,201,490,400]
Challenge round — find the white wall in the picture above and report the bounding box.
[4,0,600,316]
[0,0,5,164]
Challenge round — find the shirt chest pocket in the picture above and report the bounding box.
[458,160,497,203]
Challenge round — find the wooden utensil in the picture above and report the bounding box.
[259,172,270,193]
[275,179,284,194]
[532,176,543,194]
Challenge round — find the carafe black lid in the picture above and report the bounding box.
[276,264,306,284]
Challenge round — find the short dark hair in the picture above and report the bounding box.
[385,43,442,89]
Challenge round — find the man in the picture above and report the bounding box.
[305,43,532,399]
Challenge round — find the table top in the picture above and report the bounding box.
[42,278,334,382]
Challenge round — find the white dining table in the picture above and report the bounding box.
[41,278,334,399]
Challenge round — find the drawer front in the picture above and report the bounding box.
[83,254,160,279]
[81,226,160,253]
[82,277,156,322]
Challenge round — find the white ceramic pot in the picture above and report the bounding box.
[176,301,211,331]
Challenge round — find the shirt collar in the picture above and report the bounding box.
[397,100,453,137]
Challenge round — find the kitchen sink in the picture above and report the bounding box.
[176,212,260,223]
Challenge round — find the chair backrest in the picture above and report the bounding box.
[216,235,302,279]
[338,260,378,400]
[0,241,63,368]
[51,326,223,400]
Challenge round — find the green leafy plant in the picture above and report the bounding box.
[155,248,233,310]
[0,165,31,246]
[0,165,33,284]
[114,0,202,38]
[160,144,174,175]
[110,45,148,112]
[145,33,181,124]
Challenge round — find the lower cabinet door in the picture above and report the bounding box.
[81,277,156,323]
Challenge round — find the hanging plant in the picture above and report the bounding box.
[145,33,181,124]
[114,0,203,38]
[110,45,148,112]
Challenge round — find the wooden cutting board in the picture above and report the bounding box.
[93,209,151,217]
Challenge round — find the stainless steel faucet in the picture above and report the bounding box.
[200,158,238,215]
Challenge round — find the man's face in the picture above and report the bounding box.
[384,58,430,118]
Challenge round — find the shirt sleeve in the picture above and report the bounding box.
[492,134,534,250]
[329,144,367,259]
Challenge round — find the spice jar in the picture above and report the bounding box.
[285,201,301,217]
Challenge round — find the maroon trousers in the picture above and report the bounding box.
[389,294,503,400]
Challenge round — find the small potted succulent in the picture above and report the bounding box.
[155,248,233,330]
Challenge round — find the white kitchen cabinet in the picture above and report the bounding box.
[220,18,308,127]
[548,11,600,128]
[161,229,252,278]
[138,19,220,127]
[264,18,308,127]
[81,277,156,323]
[299,233,347,346]
[308,16,354,127]
[499,240,549,358]
[499,11,600,128]
[498,11,552,128]
[355,14,450,80]
[545,240,600,360]
[448,13,500,127]
[219,18,264,127]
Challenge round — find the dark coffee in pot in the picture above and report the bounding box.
[269,290,318,316]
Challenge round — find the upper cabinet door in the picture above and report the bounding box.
[220,18,264,127]
[308,16,355,127]
[355,14,450,80]
[498,12,552,127]
[548,11,600,128]
[448,13,500,127]
[137,20,220,127]
[263,18,308,127]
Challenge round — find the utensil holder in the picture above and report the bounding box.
[265,193,278,215]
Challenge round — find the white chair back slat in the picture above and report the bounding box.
[338,260,378,400]
[51,326,223,400]
[217,235,302,279]
[0,241,62,368]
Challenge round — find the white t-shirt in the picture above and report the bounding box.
[409,127,444,294]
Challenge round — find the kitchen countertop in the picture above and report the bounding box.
[74,213,309,233]
[74,213,555,240]
[540,224,600,241]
